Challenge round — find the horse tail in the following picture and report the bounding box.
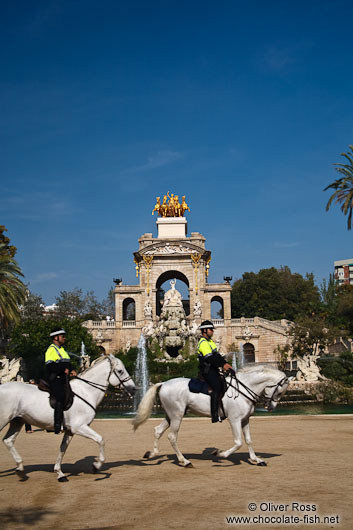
[132,383,163,431]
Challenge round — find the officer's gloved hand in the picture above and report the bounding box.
[223,363,235,377]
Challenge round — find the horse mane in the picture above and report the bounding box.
[79,355,110,376]
[237,363,281,375]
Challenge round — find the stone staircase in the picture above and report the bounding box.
[280,388,317,405]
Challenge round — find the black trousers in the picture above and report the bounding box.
[49,374,66,404]
[202,368,222,393]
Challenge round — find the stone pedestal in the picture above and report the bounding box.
[157,217,187,238]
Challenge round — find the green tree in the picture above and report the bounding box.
[231,266,321,320]
[319,274,337,322]
[102,287,115,318]
[8,318,100,380]
[335,284,353,335]
[318,352,353,387]
[55,288,85,319]
[21,290,45,321]
[324,145,353,230]
[55,288,104,320]
[83,290,104,320]
[288,314,339,358]
[0,225,17,257]
[0,242,27,337]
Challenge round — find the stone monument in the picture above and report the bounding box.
[83,192,291,364]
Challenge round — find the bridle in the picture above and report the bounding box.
[71,356,134,412]
[263,376,288,405]
[226,373,288,408]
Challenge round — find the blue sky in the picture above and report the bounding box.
[1,0,353,304]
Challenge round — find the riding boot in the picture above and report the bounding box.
[54,402,64,434]
[210,391,220,423]
[218,398,226,422]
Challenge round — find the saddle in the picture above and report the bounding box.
[188,373,227,398]
[38,379,74,411]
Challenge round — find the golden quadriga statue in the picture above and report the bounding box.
[152,192,190,217]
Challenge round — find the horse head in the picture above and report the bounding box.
[107,355,136,397]
[262,370,289,412]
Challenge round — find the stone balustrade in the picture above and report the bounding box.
[122,321,136,328]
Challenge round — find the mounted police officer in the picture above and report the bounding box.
[198,320,234,423]
[45,329,74,434]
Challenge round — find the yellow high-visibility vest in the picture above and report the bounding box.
[45,344,71,364]
[197,337,218,358]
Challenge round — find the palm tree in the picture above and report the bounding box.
[324,145,353,230]
[0,243,26,332]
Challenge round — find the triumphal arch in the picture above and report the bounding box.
[84,193,290,363]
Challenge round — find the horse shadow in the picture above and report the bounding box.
[0,453,171,482]
[154,448,281,468]
[0,450,281,481]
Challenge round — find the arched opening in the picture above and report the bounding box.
[243,343,255,363]
[122,298,136,321]
[211,296,224,319]
[99,345,106,355]
[156,270,190,316]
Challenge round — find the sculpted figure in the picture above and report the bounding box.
[167,191,175,217]
[161,195,168,217]
[180,196,190,216]
[152,197,161,216]
[193,299,202,318]
[144,300,153,318]
[0,357,23,383]
[174,195,181,217]
[143,321,155,338]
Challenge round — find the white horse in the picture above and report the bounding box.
[0,354,135,481]
[132,364,288,467]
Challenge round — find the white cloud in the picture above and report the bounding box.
[123,150,183,175]
[31,272,58,284]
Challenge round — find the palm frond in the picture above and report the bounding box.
[324,146,353,230]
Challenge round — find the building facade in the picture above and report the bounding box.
[334,258,353,285]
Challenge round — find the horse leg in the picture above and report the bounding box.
[242,420,266,466]
[216,418,243,459]
[75,424,105,472]
[144,417,170,459]
[54,431,74,481]
[2,418,25,475]
[167,416,192,468]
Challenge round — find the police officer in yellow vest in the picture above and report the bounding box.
[45,329,73,434]
[198,320,234,423]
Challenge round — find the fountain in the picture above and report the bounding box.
[143,279,198,361]
[232,351,237,371]
[235,343,245,370]
[79,341,91,370]
[133,333,149,410]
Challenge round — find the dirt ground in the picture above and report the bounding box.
[0,415,352,530]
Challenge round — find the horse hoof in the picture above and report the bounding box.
[184,462,194,468]
[16,470,27,480]
[257,461,267,466]
[143,451,151,459]
[58,476,69,482]
[92,465,98,473]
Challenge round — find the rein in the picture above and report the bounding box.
[70,357,134,412]
[225,373,288,407]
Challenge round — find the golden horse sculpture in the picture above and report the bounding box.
[152,193,190,217]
